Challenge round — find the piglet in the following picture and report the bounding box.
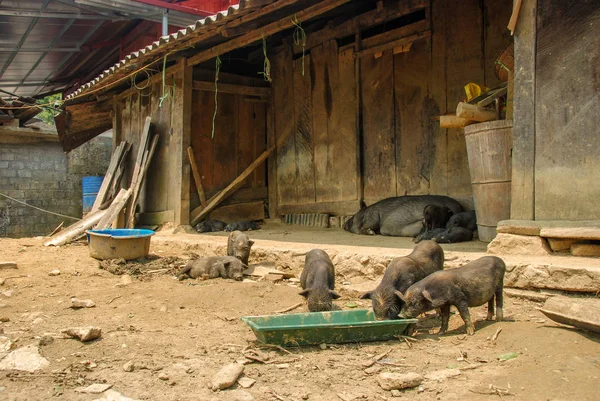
[176,256,246,281]
[227,230,254,266]
[299,249,340,312]
[398,256,505,335]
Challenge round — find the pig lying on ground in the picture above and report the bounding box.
[225,221,261,232]
[398,256,505,335]
[194,219,226,233]
[176,256,246,281]
[414,228,446,243]
[433,226,474,243]
[446,210,477,231]
[360,241,444,320]
[227,230,254,266]
[423,204,454,231]
[299,249,340,312]
[343,196,463,237]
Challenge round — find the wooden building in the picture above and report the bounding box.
[57,0,599,229]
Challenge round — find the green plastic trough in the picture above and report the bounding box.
[241,309,418,347]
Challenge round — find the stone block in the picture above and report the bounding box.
[504,263,600,293]
[487,233,552,256]
[497,220,541,236]
[547,238,576,252]
[571,244,600,257]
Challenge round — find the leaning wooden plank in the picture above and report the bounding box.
[95,188,133,230]
[187,146,207,209]
[354,31,431,59]
[126,134,159,228]
[107,142,132,202]
[44,209,107,246]
[456,102,497,122]
[91,142,126,212]
[190,145,276,226]
[124,117,153,225]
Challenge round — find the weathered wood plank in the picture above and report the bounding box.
[213,93,238,190]
[444,0,482,200]
[266,98,277,218]
[192,80,271,97]
[360,49,396,202]
[237,95,255,189]
[97,188,133,230]
[483,0,513,87]
[292,54,316,204]
[272,46,297,206]
[355,31,431,59]
[278,200,361,216]
[137,210,175,225]
[208,200,265,222]
[252,102,267,189]
[187,146,207,209]
[511,0,536,220]
[394,37,432,196]
[311,43,331,203]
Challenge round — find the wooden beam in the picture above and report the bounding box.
[192,81,271,97]
[136,210,174,225]
[91,142,127,212]
[124,116,153,227]
[354,31,431,59]
[206,200,265,223]
[439,115,474,129]
[511,0,536,220]
[96,188,133,230]
[174,62,193,226]
[295,0,428,55]
[187,0,352,67]
[190,144,276,225]
[187,146,207,209]
[43,209,106,247]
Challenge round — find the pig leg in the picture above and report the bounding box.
[456,302,475,335]
[495,288,504,321]
[486,298,494,321]
[438,305,451,334]
[208,263,226,279]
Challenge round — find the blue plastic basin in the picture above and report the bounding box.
[86,229,155,260]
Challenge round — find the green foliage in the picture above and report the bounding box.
[35,93,62,125]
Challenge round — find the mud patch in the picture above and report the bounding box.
[98,255,187,279]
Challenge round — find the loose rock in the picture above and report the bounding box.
[48,269,61,276]
[487,233,551,256]
[227,390,255,401]
[0,262,17,270]
[71,298,96,309]
[0,317,8,322]
[364,366,382,375]
[62,326,102,342]
[38,335,54,346]
[75,383,113,394]
[211,363,245,391]
[377,372,424,391]
[123,361,135,372]
[115,275,133,288]
[237,377,256,389]
[0,345,50,372]
[92,389,140,401]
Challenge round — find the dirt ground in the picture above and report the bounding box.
[0,233,599,401]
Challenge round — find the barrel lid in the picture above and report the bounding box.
[464,119,513,135]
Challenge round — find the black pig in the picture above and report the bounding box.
[423,204,454,231]
[299,249,340,312]
[360,241,444,320]
[194,219,227,233]
[398,256,505,335]
[176,256,246,281]
[446,210,477,231]
[227,230,254,266]
[225,221,261,232]
[414,228,446,243]
[433,227,474,243]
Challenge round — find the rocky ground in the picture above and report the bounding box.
[0,235,599,401]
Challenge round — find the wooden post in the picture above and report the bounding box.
[511,0,536,220]
[173,59,193,226]
[187,146,207,209]
[439,115,474,129]
[266,98,277,220]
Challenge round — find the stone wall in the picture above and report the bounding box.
[0,135,112,238]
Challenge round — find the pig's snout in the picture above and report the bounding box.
[234,275,243,281]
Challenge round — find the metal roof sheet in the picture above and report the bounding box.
[66,0,273,100]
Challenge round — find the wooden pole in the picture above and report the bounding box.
[96,188,133,230]
[44,210,106,247]
[456,102,497,122]
[187,146,207,209]
[126,134,159,228]
[439,115,474,129]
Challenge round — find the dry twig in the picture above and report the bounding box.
[267,389,288,401]
[276,302,304,314]
[108,295,122,304]
[491,327,502,342]
[362,348,392,367]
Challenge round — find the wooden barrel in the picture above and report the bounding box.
[463,120,513,242]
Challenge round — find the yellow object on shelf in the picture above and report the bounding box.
[464,83,489,102]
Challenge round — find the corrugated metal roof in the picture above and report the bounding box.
[66,0,274,100]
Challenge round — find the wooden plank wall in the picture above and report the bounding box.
[189,82,267,211]
[271,0,512,214]
[533,0,600,220]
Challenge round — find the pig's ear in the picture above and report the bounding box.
[360,200,367,210]
[422,289,434,303]
[248,240,255,246]
[329,290,341,299]
[360,291,372,300]
[395,291,406,302]
[298,289,310,298]
[447,208,454,217]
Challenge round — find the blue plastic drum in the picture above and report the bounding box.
[82,176,104,214]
